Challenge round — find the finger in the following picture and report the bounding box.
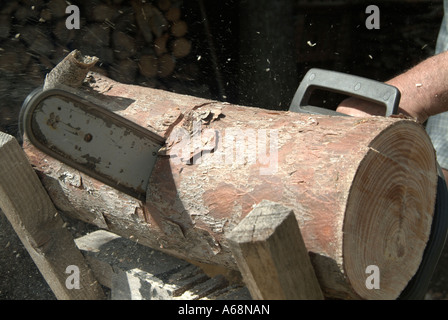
[336,106,377,117]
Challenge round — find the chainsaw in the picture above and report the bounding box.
[20,68,447,299]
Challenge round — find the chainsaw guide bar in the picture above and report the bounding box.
[21,88,165,201]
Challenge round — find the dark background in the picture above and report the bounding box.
[0,0,447,299]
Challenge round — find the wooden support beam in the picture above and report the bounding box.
[226,200,324,300]
[0,131,105,300]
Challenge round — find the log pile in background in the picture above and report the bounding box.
[0,0,202,90]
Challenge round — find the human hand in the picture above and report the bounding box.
[336,96,426,123]
[336,97,389,117]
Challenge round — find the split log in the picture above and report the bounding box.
[154,33,170,56]
[8,0,191,86]
[165,6,181,22]
[171,37,191,58]
[158,0,172,12]
[132,1,154,44]
[132,1,168,40]
[23,72,438,300]
[112,30,136,60]
[138,54,158,78]
[157,53,176,77]
[149,6,169,38]
[171,20,188,38]
[110,59,139,84]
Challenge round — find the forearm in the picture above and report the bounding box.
[338,50,448,123]
[386,50,448,122]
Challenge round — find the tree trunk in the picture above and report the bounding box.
[23,73,437,300]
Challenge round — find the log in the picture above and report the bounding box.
[110,58,139,84]
[171,37,191,58]
[226,200,324,300]
[22,72,438,300]
[157,0,172,12]
[6,0,191,92]
[132,1,154,44]
[154,33,170,56]
[165,6,181,22]
[132,1,168,40]
[171,20,188,38]
[149,6,169,38]
[112,30,136,60]
[138,54,158,78]
[157,53,176,77]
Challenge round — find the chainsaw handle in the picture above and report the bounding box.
[289,68,400,116]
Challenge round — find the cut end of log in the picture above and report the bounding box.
[343,120,437,300]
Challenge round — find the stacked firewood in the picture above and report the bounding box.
[0,0,201,88]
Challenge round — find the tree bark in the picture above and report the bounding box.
[23,73,438,300]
